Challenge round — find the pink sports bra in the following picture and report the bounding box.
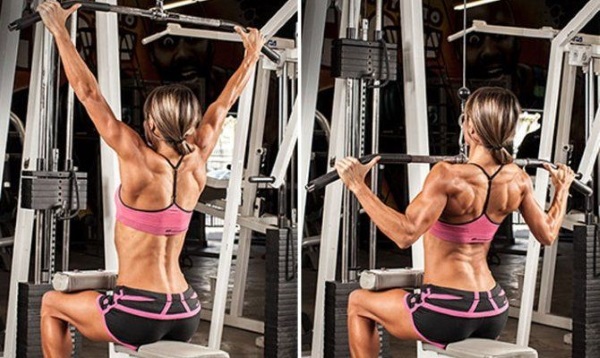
[115,154,193,236]
[429,163,504,244]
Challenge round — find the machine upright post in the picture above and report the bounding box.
[537,59,577,317]
[209,64,258,349]
[229,62,271,318]
[0,0,23,202]
[517,0,600,346]
[4,14,45,357]
[96,1,123,356]
[399,0,431,356]
[310,0,352,353]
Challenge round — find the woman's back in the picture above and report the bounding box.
[115,147,206,293]
[424,162,528,291]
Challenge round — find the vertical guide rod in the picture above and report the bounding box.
[35,27,56,284]
[369,0,383,270]
[62,11,79,271]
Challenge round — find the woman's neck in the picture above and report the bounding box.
[467,144,497,167]
[155,141,180,160]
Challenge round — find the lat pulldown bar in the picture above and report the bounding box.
[8,0,282,64]
[306,153,593,196]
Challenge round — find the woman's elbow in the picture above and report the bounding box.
[392,232,417,249]
[77,83,101,104]
[535,231,556,246]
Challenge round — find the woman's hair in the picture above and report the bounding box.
[464,87,521,164]
[143,84,201,155]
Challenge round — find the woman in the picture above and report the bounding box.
[37,1,265,356]
[335,87,575,357]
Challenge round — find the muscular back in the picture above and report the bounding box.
[115,147,207,294]
[423,162,530,292]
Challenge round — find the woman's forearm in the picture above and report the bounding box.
[215,52,260,110]
[545,186,570,241]
[52,28,101,103]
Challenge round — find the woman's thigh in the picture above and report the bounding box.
[349,288,420,341]
[43,290,112,342]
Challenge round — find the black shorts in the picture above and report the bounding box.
[96,286,201,350]
[404,283,509,348]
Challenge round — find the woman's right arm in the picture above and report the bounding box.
[519,164,575,245]
[38,1,145,160]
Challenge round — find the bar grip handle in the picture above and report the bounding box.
[306,154,379,193]
[220,20,281,64]
[9,1,111,31]
[514,158,593,197]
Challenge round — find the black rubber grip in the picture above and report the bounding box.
[220,21,281,64]
[9,1,111,31]
[306,155,380,193]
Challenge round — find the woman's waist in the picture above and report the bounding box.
[423,263,496,293]
[109,284,197,301]
[116,264,189,294]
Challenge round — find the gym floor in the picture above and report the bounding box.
[302,227,573,357]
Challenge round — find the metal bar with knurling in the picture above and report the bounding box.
[8,0,281,64]
[306,153,593,196]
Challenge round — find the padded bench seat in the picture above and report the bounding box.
[115,341,230,358]
[424,338,538,358]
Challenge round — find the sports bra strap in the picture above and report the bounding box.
[157,153,186,203]
[468,162,504,214]
[468,162,504,180]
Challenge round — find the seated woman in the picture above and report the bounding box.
[37,1,264,356]
[335,86,575,357]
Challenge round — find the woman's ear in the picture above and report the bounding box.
[147,118,156,131]
[465,119,480,145]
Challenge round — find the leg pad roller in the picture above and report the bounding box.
[423,338,538,358]
[359,268,424,291]
[115,341,230,358]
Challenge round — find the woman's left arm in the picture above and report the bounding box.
[336,157,449,249]
[194,27,264,162]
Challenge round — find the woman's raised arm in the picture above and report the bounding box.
[38,0,145,160]
[193,27,264,162]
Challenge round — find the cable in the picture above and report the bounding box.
[458,0,470,155]
[58,171,81,221]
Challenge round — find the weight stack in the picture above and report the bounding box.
[572,225,600,358]
[17,283,82,357]
[324,281,390,357]
[264,228,298,358]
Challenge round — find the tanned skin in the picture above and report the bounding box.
[36,1,265,356]
[336,116,575,357]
